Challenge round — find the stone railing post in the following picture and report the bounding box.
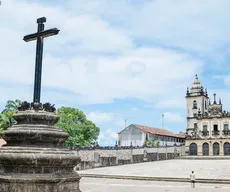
[174,145,177,158]
[115,142,119,165]
[166,143,168,160]
[157,146,159,161]
[93,142,101,167]
[143,142,148,162]
[130,142,133,163]
[76,145,80,156]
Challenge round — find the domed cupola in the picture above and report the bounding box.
[186,74,207,97]
[191,74,202,89]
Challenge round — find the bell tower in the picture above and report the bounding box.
[185,75,209,136]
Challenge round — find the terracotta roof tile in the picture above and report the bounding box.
[133,124,185,138]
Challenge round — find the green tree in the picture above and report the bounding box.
[0,99,22,131]
[156,139,160,147]
[147,140,153,146]
[2,99,22,112]
[56,107,100,148]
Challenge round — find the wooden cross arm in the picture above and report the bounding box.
[23,28,60,42]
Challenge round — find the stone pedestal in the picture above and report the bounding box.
[0,110,81,192]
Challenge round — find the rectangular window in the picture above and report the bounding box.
[214,124,218,131]
[203,125,208,131]
[224,124,229,131]
[202,125,208,136]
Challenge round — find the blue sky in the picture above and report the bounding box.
[1,0,230,145]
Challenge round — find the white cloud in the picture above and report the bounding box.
[86,111,123,145]
[86,111,113,124]
[131,107,139,112]
[0,0,204,109]
[92,0,230,55]
[97,128,118,146]
[98,133,105,141]
[155,99,186,109]
[86,111,125,128]
[222,76,230,86]
[164,112,184,123]
[106,129,117,140]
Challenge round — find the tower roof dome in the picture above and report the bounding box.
[192,74,203,89]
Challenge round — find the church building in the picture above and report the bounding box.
[185,75,230,156]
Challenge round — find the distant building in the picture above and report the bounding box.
[118,124,185,147]
[185,75,230,156]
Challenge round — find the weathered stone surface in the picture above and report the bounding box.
[0,110,81,192]
[75,146,185,170]
[0,173,80,192]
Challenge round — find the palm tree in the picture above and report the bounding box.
[0,99,22,131]
[2,99,22,113]
[0,111,16,131]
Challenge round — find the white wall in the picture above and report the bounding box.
[197,118,230,139]
[186,94,208,135]
[119,125,144,146]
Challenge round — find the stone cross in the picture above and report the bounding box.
[213,93,216,104]
[23,17,60,103]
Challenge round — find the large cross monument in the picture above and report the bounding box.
[0,17,81,192]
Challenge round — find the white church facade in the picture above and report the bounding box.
[185,75,230,156]
[118,124,185,147]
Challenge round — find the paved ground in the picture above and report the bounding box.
[80,178,230,192]
[78,159,230,179]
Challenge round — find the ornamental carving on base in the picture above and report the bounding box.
[18,101,56,112]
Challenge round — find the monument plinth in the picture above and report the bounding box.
[0,104,81,192]
[0,17,82,192]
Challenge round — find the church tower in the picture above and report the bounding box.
[185,75,209,136]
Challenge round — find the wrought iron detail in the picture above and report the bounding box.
[212,130,220,136]
[223,130,230,135]
[202,131,209,136]
[18,101,56,112]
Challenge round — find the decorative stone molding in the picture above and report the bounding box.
[18,101,56,112]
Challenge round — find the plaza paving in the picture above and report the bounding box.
[78,159,230,180]
[80,178,230,192]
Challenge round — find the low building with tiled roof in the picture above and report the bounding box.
[118,124,185,147]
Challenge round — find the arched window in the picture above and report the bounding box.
[224,142,230,156]
[193,100,197,109]
[205,100,207,109]
[213,142,220,156]
[189,143,197,156]
[202,142,209,156]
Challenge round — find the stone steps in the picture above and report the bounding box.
[79,173,230,184]
[176,156,230,160]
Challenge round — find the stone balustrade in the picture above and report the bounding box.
[74,145,185,170]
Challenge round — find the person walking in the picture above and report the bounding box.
[190,171,195,188]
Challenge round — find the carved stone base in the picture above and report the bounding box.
[0,110,82,192]
[0,173,81,192]
[0,147,81,192]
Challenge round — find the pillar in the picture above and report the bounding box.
[165,144,168,160]
[130,142,133,163]
[157,146,159,160]
[220,140,223,156]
